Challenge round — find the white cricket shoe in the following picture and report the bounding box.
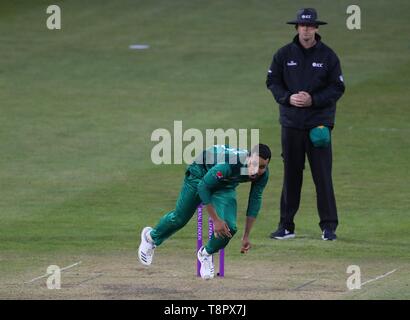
[197,246,215,280]
[138,227,156,266]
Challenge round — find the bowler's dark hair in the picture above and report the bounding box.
[251,144,271,161]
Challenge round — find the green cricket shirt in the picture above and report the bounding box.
[188,145,269,218]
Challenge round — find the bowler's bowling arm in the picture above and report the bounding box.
[243,216,256,240]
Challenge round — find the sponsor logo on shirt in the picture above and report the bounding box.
[216,171,223,179]
[287,61,297,66]
[312,62,323,68]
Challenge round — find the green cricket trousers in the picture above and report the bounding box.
[150,170,237,254]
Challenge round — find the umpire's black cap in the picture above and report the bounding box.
[286,8,327,26]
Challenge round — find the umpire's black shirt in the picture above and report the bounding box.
[266,34,345,129]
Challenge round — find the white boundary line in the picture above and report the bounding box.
[361,269,397,287]
[25,261,82,284]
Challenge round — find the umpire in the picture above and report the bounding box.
[266,8,345,240]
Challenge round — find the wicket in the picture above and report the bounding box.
[197,204,225,277]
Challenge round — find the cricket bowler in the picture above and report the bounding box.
[138,144,271,280]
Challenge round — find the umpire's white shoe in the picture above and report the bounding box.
[138,227,156,266]
[197,246,215,280]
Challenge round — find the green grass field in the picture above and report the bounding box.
[0,0,409,299]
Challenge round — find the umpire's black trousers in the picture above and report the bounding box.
[279,126,338,232]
